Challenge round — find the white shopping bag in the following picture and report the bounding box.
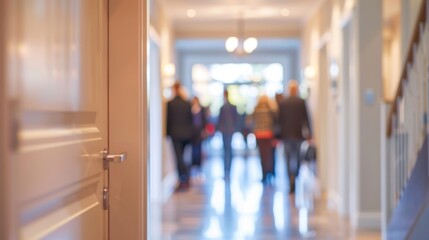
[295,163,320,211]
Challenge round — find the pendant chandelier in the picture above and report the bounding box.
[225,13,258,55]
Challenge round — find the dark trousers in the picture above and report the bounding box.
[222,133,233,176]
[172,138,190,183]
[256,138,274,180]
[284,140,303,189]
[192,140,203,168]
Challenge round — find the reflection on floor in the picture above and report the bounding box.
[152,153,380,240]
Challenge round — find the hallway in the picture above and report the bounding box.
[1,0,428,238]
[152,146,380,239]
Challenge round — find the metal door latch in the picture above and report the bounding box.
[103,186,109,210]
[101,148,127,170]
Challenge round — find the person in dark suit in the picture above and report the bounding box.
[167,82,193,191]
[278,80,312,194]
[217,90,239,180]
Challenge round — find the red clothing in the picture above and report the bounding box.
[254,130,274,139]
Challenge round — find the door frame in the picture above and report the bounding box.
[147,26,163,239]
[108,0,148,239]
[0,2,17,239]
[0,1,9,238]
[317,45,329,191]
[148,26,163,203]
[339,17,352,217]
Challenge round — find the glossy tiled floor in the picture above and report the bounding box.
[151,147,380,240]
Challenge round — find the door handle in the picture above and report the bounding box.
[106,152,127,163]
[102,148,127,170]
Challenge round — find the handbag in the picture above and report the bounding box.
[300,141,317,162]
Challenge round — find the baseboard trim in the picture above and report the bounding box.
[162,172,177,203]
[357,212,381,230]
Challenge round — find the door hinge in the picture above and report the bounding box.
[103,186,109,210]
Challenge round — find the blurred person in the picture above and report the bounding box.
[217,89,239,180]
[250,95,277,184]
[238,110,251,157]
[166,82,193,191]
[273,93,284,139]
[278,80,312,194]
[191,96,208,176]
[204,107,216,156]
[275,92,284,105]
[271,92,285,176]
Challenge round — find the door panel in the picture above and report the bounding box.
[7,0,108,239]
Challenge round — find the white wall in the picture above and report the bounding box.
[383,17,401,101]
[401,0,425,63]
[150,0,177,201]
[355,0,383,228]
[301,0,383,229]
[301,0,349,216]
[390,0,425,98]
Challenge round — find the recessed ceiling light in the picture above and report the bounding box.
[187,9,196,18]
[281,8,290,17]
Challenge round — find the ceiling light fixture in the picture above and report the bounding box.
[225,12,258,55]
[304,66,316,80]
[187,9,196,18]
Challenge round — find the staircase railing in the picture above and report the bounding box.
[386,0,428,215]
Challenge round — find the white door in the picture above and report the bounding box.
[5,0,109,239]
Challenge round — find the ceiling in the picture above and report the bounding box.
[159,0,326,39]
[158,0,401,39]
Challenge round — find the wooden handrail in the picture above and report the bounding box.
[387,0,427,137]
